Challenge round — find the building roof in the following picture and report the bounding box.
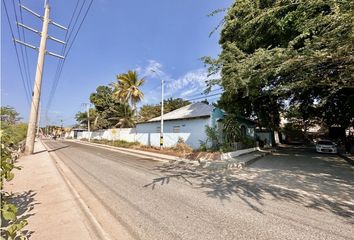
[147,102,215,122]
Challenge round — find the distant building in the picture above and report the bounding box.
[75,102,256,150]
[136,102,255,149]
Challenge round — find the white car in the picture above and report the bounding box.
[315,140,338,154]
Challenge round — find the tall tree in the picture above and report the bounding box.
[0,106,21,124]
[75,108,97,130]
[89,85,132,128]
[207,0,354,131]
[112,70,145,122]
[139,98,191,121]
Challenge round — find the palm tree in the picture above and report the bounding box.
[112,71,144,122]
[108,103,135,128]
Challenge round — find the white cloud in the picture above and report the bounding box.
[180,86,201,98]
[137,59,221,101]
[142,60,164,78]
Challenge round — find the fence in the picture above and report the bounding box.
[75,128,197,148]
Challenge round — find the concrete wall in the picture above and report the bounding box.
[136,117,210,149]
[75,117,211,149]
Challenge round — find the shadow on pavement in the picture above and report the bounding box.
[144,149,354,223]
[3,190,39,239]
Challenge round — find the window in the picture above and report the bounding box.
[173,126,180,133]
[156,126,161,133]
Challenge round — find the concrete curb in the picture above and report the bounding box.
[240,151,271,168]
[41,140,112,240]
[68,139,179,162]
[68,139,270,170]
[203,151,272,170]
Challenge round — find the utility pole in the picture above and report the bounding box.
[60,119,63,138]
[151,70,164,149]
[82,103,91,142]
[160,77,164,149]
[16,1,66,155]
[36,102,41,137]
[24,3,50,154]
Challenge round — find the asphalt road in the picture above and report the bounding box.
[43,140,354,240]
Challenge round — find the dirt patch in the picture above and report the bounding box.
[80,139,222,161]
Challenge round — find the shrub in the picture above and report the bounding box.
[241,137,256,148]
[204,125,220,151]
[199,140,207,152]
[220,142,233,153]
[175,137,192,154]
[1,107,28,239]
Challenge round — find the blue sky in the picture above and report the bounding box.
[2,0,232,126]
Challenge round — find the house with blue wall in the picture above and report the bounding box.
[136,102,255,149]
[75,102,256,150]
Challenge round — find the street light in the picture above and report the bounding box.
[151,70,164,149]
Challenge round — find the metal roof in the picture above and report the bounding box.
[148,102,214,122]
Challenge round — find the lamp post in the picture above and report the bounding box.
[152,70,164,149]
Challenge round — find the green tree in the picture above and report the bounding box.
[89,85,133,128]
[139,98,191,121]
[75,108,98,130]
[139,104,161,122]
[112,70,145,122]
[207,0,354,132]
[0,106,22,124]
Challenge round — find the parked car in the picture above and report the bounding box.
[315,140,338,154]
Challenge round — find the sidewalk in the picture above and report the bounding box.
[5,140,100,240]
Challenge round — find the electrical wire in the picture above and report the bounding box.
[185,92,222,102]
[46,0,94,118]
[17,0,32,93]
[2,0,31,104]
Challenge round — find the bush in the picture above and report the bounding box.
[204,125,220,151]
[174,137,192,154]
[241,137,256,148]
[1,107,28,239]
[220,142,233,153]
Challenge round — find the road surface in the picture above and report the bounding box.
[43,140,354,240]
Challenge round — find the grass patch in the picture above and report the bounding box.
[81,138,140,148]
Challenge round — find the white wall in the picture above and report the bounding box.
[75,117,211,149]
[136,117,210,149]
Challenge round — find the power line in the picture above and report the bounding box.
[16,0,32,94]
[181,87,223,99]
[12,0,31,95]
[185,92,222,102]
[46,0,94,117]
[46,0,82,113]
[2,0,30,104]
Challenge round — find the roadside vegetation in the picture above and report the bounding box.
[0,106,29,239]
[75,70,191,130]
[204,0,354,143]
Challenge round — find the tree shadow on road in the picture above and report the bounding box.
[144,159,354,223]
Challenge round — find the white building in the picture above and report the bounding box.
[75,102,256,150]
[136,102,224,149]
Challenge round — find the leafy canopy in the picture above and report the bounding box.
[139,98,191,122]
[208,0,354,129]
